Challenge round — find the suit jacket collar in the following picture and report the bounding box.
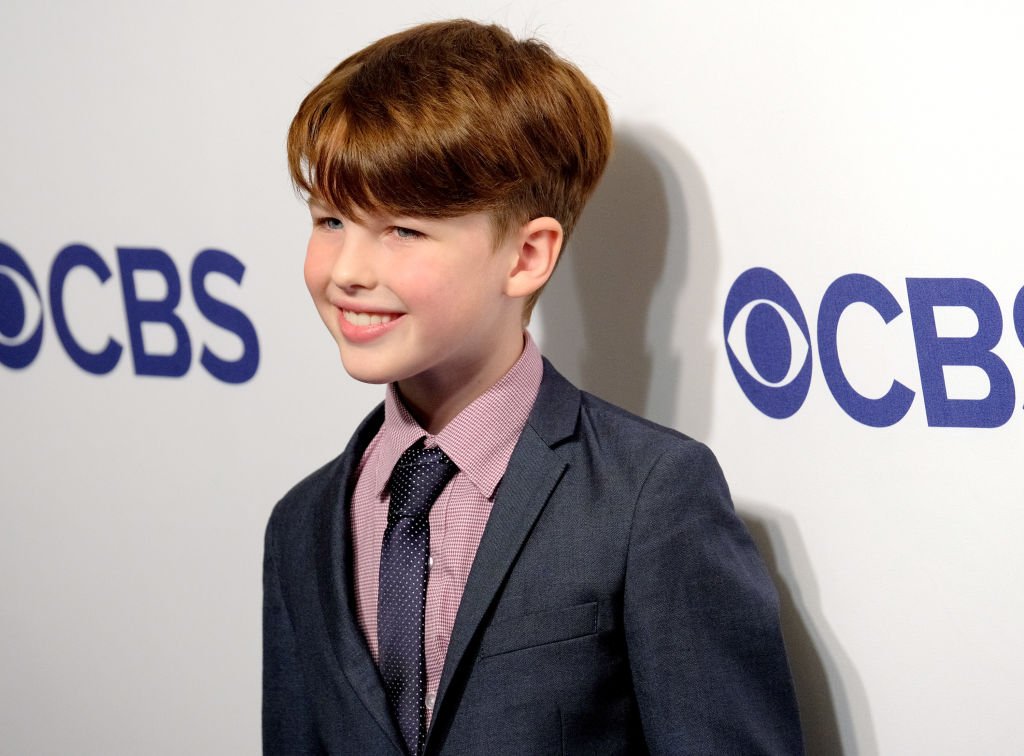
[522,357,581,448]
[314,360,581,754]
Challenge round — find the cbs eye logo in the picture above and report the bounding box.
[0,243,44,369]
[723,268,812,419]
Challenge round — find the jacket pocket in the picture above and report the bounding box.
[479,601,598,658]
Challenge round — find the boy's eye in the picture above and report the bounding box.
[393,226,423,240]
[320,217,343,230]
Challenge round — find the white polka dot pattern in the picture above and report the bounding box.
[378,441,458,755]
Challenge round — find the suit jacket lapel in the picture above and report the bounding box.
[314,404,406,753]
[428,360,581,744]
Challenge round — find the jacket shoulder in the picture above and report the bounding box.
[575,389,715,462]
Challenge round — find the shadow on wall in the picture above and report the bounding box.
[538,125,714,438]
[742,506,878,756]
[539,126,876,756]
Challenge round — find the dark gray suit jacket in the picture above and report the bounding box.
[263,360,803,754]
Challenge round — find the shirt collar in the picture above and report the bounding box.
[373,331,544,500]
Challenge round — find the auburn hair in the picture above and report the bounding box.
[287,19,612,313]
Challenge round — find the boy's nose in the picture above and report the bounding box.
[330,235,377,291]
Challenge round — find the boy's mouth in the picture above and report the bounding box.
[337,308,406,343]
[341,309,397,327]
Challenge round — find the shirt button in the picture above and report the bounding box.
[426,692,436,709]
[428,554,434,568]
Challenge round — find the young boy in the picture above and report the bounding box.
[264,19,803,755]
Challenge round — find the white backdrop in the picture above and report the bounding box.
[2,2,1022,754]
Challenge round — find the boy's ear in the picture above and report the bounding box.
[504,216,564,299]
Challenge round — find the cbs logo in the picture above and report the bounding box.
[1,241,259,383]
[724,267,1024,428]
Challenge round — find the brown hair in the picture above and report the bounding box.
[287,19,612,315]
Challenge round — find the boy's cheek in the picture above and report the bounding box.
[303,246,332,298]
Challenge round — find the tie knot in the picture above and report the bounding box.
[388,441,458,520]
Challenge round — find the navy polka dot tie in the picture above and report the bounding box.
[378,440,458,755]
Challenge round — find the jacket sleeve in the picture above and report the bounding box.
[623,441,804,755]
[262,516,323,755]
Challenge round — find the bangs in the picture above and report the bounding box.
[287,64,522,223]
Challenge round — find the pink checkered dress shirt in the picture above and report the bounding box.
[349,332,543,722]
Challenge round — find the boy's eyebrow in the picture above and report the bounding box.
[307,199,377,225]
[307,197,340,215]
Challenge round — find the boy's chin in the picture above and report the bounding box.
[345,372,391,386]
[336,348,396,385]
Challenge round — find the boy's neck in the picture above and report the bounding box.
[396,331,527,435]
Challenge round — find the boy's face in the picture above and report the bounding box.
[304,201,526,403]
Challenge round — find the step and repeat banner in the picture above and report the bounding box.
[2,2,1021,754]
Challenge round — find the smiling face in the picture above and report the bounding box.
[304,201,530,429]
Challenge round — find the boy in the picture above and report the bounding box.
[264,19,803,755]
